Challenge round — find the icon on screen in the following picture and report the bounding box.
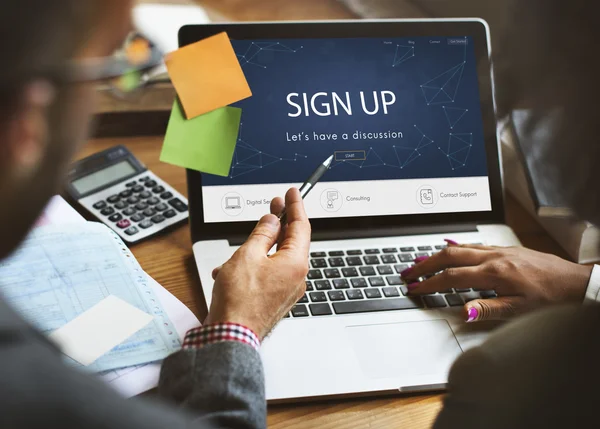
[225,196,242,210]
[326,191,339,209]
[416,185,437,209]
[320,189,343,212]
[222,192,244,216]
[420,189,434,205]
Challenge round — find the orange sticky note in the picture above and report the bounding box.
[165,32,252,119]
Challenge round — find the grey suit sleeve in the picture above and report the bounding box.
[0,298,265,429]
[433,304,600,429]
[159,343,266,428]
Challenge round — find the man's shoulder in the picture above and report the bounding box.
[0,296,32,332]
[485,303,600,357]
[443,304,600,428]
[456,304,600,376]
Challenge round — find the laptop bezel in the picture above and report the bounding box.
[181,19,505,243]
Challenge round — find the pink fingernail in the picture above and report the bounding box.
[400,266,413,277]
[413,256,429,263]
[445,239,459,246]
[466,307,479,323]
[407,283,420,291]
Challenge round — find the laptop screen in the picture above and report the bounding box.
[201,36,492,223]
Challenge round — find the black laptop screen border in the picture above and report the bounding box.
[180,20,505,243]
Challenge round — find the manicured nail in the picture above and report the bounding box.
[414,256,429,263]
[445,239,459,246]
[400,266,413,277]
[407,283,420,291]
[466,307,479,323]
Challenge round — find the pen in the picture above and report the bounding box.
[278,154,334,225]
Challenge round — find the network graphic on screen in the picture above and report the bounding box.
[203,36,486,187]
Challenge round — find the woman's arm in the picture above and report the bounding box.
[402,243,593,322]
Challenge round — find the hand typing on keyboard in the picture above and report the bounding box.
[401,241,593,323]
[205,188,311,340]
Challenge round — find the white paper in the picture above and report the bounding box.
[35,196,84,226]
[133,4,211,77]
[49,296,154,366]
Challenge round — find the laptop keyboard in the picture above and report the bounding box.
[287,243,497,318]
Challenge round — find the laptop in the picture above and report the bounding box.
[184,19,520,401]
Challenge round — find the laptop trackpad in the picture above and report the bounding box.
[347,320,463,379]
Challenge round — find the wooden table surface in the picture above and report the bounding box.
[78,136,569,428]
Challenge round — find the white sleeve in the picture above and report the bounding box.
[584,265,600,303]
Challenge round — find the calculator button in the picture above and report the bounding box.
[131,213,145,222]
[147,197,159,205]
[139,191,151,199]
[124,226,139,235]
[135,202,148,211]
[168,198,188,213]
[151,214,165,224]
[152,185,165,194]
[127,196,139,204]
[139,176,149,182]
[155,203,168,212]
[116,219,131,229]
[100,207,115,216]
[139,220,153,229]
[125,181,136,187]
[132,185,144,193]
[108,213,122,222]
[143,208,156,217]
[123,207,136,216]
[163,209,177,218]
[107,195,120,203]
[114,201,128,210]
[144,180,157,188]
[93,201,106,210]
[160,191,173,200]
[119,190,132,198]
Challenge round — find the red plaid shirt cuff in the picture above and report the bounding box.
[182,323,261,351]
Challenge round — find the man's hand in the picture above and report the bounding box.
[204,188,311,340]
[402,242,593,322]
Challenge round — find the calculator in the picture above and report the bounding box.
[66,145,189,243]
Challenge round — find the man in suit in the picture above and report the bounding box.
[0,1,309,427]
[2,0,600,428]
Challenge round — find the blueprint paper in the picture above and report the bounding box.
[50,296,153,366]
[0,222,181,372]
[100,276,200,397]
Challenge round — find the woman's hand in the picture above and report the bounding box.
[401,241,593,322]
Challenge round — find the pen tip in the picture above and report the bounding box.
[324,155,334,167]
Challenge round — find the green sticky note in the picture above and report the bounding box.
[160,99,241,176]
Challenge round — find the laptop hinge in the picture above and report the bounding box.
[227,223,478,246]
[310,223,478,242]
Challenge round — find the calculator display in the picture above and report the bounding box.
[71,160,136,195]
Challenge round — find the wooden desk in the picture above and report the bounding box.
[78,136,569,429]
